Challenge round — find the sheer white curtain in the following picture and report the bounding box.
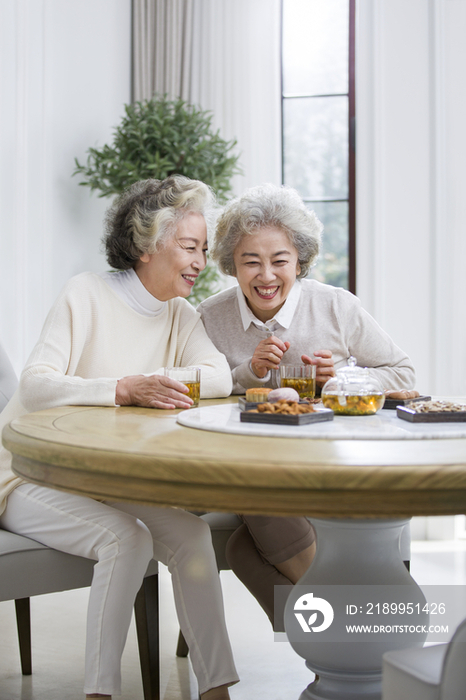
[132,0,282,194]
[132,0,193,101]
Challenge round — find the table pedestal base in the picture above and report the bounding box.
[300,668,381,700]
[284,518,427,700]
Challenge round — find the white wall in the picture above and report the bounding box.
[356,0,466,396]
[0,0,131,376]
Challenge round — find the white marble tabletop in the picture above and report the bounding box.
[177,403,466,440]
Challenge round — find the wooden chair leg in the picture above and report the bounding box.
[15,597,32,675]
[134,574,160,700]
[176,630,189,657]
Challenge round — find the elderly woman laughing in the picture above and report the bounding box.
[198,183,415,630]
[0,176,238,700]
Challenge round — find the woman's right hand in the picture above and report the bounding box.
[251,336,290,378]
[115,374,193,409]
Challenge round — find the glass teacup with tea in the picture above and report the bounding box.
[164,366,201,408]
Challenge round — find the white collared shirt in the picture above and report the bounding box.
[99,268,167,317]
[236,280,302,332]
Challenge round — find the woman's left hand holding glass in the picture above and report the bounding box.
[115,374,193,409]
[301,350,335,388]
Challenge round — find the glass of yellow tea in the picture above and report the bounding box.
[164,366,201,408]
[279,364,316,399]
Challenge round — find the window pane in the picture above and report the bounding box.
[283,96,348,200]
[307,201,348,289]
[282,0,349,96]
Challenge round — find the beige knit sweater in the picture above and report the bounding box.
[0,273,232,514]
[198,279,415,394]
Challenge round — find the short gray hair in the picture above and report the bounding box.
[103,176,216,270]
[210,183,323,278]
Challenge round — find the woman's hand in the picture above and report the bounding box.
[301,350,335,388]
[251,336,290,378]
[115,374,193,409]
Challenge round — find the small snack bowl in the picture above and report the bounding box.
[321,356,385,416]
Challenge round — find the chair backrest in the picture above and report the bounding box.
[440,616,466,700]
[0,340,18,412]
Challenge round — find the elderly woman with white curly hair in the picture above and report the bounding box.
[198,182,415,631]
[0,176,238,700]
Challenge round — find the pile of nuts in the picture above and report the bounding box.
[248,400,316,415]
[406,400,466,413]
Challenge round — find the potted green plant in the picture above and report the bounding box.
[74,94,241,304]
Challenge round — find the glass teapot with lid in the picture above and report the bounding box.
[321,356,385,415]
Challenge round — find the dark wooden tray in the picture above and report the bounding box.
[397,406,466,423]
[238,397,268,411]
[383,395,431,410]
[240,407,334,426]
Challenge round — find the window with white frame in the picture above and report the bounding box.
[281,0,355,291]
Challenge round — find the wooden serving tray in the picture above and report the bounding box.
[397,406,466,423]
[383,395,431,410]
[240,408,334,426]
[238,397,268,411]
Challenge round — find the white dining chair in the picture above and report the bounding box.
[382,616,466,700]
[0,341,17,412]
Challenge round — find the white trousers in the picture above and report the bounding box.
[0,483,239,696]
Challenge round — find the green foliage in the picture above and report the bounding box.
[73,95,241,203]
[74,95,241,303]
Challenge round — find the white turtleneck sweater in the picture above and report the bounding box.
[0,271,232,514]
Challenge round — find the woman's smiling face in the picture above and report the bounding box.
[233,226,301,323]
[134,212,207,301]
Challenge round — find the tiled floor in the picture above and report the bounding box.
[1,540,466,700]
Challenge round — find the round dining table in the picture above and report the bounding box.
[4,396,466,700]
